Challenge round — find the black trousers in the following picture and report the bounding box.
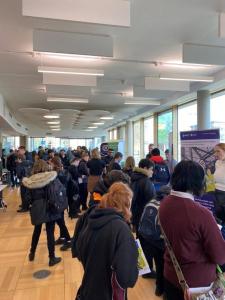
[10,169,17,186]
[20,184,30,209]
[56,213,71,241]
[164,279,184,300]
[214,189,225,223]
[139,237,164,291]
[30,221,55,258]
[79,183,88,209]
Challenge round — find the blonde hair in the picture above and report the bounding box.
[215,143,225,152]
[124,156,135,171]
[32,159,49,174]
[99,182,133,222]
[91,148,101,159]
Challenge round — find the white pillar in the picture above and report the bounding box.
[197,90,211,130]
[125,120,133,157]
[140,118,144,159]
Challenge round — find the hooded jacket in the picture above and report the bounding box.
[23,171,61,225]
[75,208,138,300]
[131,167,155,227]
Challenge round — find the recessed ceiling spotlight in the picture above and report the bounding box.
[47,121,60,124]
[43,115,59,119]
[100,116,114,120]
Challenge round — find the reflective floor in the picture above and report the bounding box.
[0,188,162,300]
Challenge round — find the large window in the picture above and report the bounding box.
[178,102,197,160]
[144,117,154,156]
[157,111,173,155]
[2,136,20,154]
[133,121,141,164]
[210,94,225,142]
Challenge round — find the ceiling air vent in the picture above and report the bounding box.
[46,132,53,136]
[17,123,21,127]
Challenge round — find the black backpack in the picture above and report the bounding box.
[153,163,170,185]
[138,200,161,241]
[46,178,68,213]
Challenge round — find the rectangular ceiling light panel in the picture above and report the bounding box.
[125,100,160,105]
[47,97,89,103]
[33,29,113,57]
[43,73,97,86]
[183,43,225,65]
[145,77,190,91]
[23,0,130,27]
[159,74,214,83]
[38,66,104,76]
[219,13,225,38]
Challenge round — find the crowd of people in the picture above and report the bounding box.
[2,142,225,299]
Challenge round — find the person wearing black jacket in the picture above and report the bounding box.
[6,149,17,187]
[74,182,138,300]
[22,159,62,267]
[131,159,155,231]
[78,152,89,210]
[51,156,72,251]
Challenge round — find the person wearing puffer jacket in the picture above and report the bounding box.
[22,159,62,267]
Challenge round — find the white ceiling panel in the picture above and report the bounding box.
[22,0,130,27]
[43,73,97,86]
[145,77,190,92]
[33,29,113,57]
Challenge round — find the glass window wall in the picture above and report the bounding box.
[178,102,197,160]
[157,111,173,157]
[133,121,141,164]
[210,94,225,142]
[144,117,154,156]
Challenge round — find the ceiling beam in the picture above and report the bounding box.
[145,77,190,91]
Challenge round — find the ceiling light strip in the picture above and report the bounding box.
[47,97,89,103]
[38,66,104,76]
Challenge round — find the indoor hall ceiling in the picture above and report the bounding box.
[0,0,225,137]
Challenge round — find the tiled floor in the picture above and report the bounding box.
[0,187,162,300]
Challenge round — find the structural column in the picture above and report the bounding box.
[140,118,145,159]
[172,106,178,160]
[153,113,158,147]
[197,90,211,130]
[125,120,133,157]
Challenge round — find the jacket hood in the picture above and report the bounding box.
[22,171,57,189]
[132,167,149,176]
[93,179,108,195]
[151,155,165,164]
[88,208,124,230]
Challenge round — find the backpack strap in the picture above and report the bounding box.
[158,217,189,294]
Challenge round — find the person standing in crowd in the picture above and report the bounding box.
[164,149,177,175]
[51,156,72,251]
[67,157,81,218]
[22,159,62,267]
[131,158,155,232]
[78,152,89,210]
[6,149,17,187]
[151,148,170,190]
[214,143,225,223]
[146,143,155,159]
[87,148,106,199]
[131,158,156,278]
[123,156,135,178]
[1,149,6,169]
[59,149,70,169]
[47,149,55,164]
[138,186,171,297]
[74,182,138,300]
[108,152,123,171]
[103,148,114,169]
[159,160,225,300]
[89,170,130,206]
[16,146,33,213]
